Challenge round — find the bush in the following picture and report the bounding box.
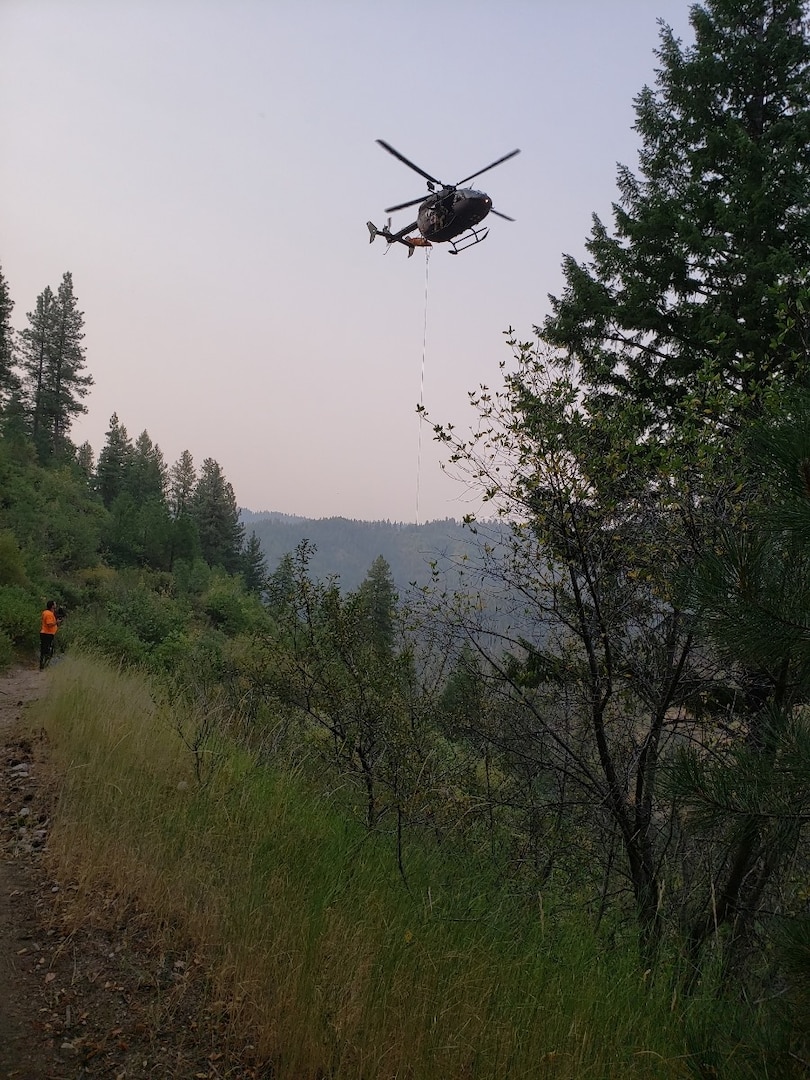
[71,614,149,667]
[0,530,29,587]
[0,585,38,647]
[173,558,211,598]
[0,630,14,671]
[105,589,187,647]
[202,575,268,636]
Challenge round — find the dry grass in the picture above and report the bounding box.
[30,655,690,1080]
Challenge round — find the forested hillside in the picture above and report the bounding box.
[2,4,810,1077]
[241,511,474,591]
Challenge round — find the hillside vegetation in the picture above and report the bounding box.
[240,511,475,592]
[2,4,810,1077]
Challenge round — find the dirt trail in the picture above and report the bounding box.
[0,665,56,1079]
[0,664,267,1080]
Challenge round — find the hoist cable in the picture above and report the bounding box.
[416,246,431,526]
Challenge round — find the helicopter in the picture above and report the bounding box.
[367,139,520,256]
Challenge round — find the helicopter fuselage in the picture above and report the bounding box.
[416,189,492,243]
[370,139,518,255]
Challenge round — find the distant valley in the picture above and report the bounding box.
[240,511,480,593]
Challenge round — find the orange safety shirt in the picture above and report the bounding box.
[40,609,58,635]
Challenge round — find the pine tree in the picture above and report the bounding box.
[18,273,93,458]
[168,450,196,519]
[241,530,268,595]
[669,400,810,1021]
[18,286,55,451]
[95,413,134,508]
[49,273,92,452]
[0,263,19,413]
[75,441,95,480]
[127,431,168,504]
[430,2,810,959]
[543,0,810,430]
[190,458,244,572]
[357,555,398,655]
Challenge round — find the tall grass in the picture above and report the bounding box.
[32,656,690,1079]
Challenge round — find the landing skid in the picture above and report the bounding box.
[449,226,489,254]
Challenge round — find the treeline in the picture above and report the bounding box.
[0,262,266,577]
[1,3,810,1075]
[0,266,268,666]
[241,512,476,592]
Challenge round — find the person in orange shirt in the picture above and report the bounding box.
[39,600,58,670]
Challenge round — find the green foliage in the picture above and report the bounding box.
[356,554,397,654]
[428,0,810,983]
[36,656,691,1080]
[202,573,267,635]
[128,430,167,504]
[73,615,150,667]
[0,529,28,586]
[105,588,187,648]
[1,13,807,1071]
[0,630,13,670]
[0,262,19,412]
[659,402,810,1001]
[70,576,190,668]
[0,584,38,647]
[543,0,810,430]
[18,273,92,460]
[101,491,174,571]
[245,512,470,592]
[0,444,106,575]
[259,543,428,829]
[190,457,244,573]
[172,556,210,598]
[168,449,196,519]
[95,413,133,508]
[240,530,268,595]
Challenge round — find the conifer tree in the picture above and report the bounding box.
[432,0,810,959]
[95,413,134,507]
[127,431,168,504]
[543,0,810,431]
[670,401,810,1009]
[190,458,244,572]
[18,286,55,451]
[168,450,196,519]
[18,273,93,457]
[241,530,268,595]
[357,555,398,655]
[49,273,92,451]
[76,441,95,480]
[0,263,18,413]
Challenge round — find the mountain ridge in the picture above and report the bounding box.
[239,510,474,592]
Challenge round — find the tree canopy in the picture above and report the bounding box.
[543,0,810,432]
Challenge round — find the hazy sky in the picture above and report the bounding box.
[2,0,695,523]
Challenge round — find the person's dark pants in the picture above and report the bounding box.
[40,633,55,670]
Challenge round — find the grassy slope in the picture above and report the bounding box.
[32,656,690,1080]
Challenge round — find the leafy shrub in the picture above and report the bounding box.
[0,630,14,670]
[203,584,252,634]
[173,558,211,598]
[105,589,187,647]
[71,613,149,667]
[72,566,119,603]
[0,530,28,587]
[0,585,38,647]
[149,630,195,672]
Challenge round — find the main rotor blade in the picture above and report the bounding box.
[490,208,515,222]
[385,195,428,214]
[456,149,520,187]
[377,140,443,187]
